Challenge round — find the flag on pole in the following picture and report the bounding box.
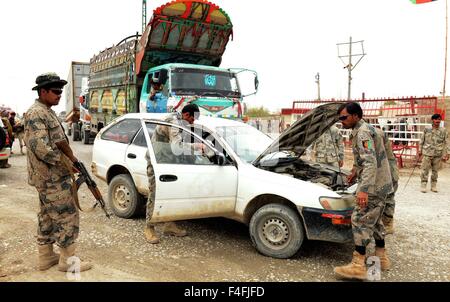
[410,0,437,4]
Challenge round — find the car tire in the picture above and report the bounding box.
[249,203,304,259]
[108,174,142,219]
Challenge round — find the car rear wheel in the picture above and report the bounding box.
[249,203,304,259]
[108,174,142,219]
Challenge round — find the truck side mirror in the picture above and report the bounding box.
[152,69,168,85]
[254,76,259,90]
[159,69,168,85]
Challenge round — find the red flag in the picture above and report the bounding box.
[410,0,437,4]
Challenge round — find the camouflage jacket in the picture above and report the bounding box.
[419,127,448,157]
[24,100,71,188]
[350,120,394,199]
[376,127,399,183]
[312,125,344,163]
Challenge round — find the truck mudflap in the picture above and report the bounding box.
[300,207,353,244]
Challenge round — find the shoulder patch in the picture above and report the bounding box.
[362,140,372,150]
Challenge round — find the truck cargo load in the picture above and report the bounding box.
[84,0,258,143]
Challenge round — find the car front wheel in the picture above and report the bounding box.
[249,203,304,259]
[108,174,142,219]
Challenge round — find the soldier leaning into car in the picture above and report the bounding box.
[419,113,449,193]
[24,73,92,272]
[334,102,394,281]
[144,104,211,244]
[312,124,344,168]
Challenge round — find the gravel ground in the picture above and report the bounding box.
[0,141,449,282]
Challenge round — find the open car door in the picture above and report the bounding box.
[141,119,238,223]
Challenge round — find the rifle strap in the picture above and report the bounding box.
[61,155,95,213]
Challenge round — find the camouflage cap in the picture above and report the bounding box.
[32,72,68,91]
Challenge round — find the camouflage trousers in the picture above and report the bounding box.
[420,155,442,184]
[15,131,24,149]
[36,176,79,248]
[352,196,386,247]
[383,180,398,219]
[145,162,156,228]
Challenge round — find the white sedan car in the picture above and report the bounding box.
[92,103,356,258]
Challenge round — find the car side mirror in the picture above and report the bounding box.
[216,153,227,166]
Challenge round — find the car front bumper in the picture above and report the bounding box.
[299,207,353,244]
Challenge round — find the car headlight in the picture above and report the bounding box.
[319,196,354,211]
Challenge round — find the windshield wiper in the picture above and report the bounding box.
[200,91,226,98]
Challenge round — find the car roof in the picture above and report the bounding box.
[119,113,247,129]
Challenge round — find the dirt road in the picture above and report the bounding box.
[1,142,449,282]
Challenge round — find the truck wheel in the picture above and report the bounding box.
[82,130,90,144]
[72,123,80,141]
[108,174,142,219]
[249,203,304,259]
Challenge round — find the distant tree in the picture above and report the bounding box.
[246,106,271,117]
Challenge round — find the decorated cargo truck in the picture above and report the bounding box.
[82,0,258,143]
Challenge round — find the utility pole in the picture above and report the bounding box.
[142,0,147,34]
[442,0,448,102]
[337,36,366,100]
[315,73,321,101]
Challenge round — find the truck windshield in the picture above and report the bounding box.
[171,68,241,98]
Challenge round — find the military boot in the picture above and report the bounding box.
[334,251,367,280]
[375,247,391,271]
[57,243,93,272]
[163,222,187,237]
[38,244,60,271]
[144,225,160,244]
[421,183,427,193]
[382,216,394,235]
[431,183,438,192]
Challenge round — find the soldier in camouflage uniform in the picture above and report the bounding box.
[312,124,344,168]
[376,127,399,235]
[24,73,92,272]
[334,102,394,280]
[144,104,209,244]
[419,114,449,193]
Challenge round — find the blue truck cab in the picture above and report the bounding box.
[140,63,257,119]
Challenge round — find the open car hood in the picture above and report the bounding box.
[253,102,342,166]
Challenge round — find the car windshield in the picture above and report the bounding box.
[215,125,273,163]
[171,68,241,98]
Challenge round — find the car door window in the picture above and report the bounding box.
[149,123,216,165]
[132,124,157,147]
[101,119,141,144]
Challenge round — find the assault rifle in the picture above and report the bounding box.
[74,161,111,219]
